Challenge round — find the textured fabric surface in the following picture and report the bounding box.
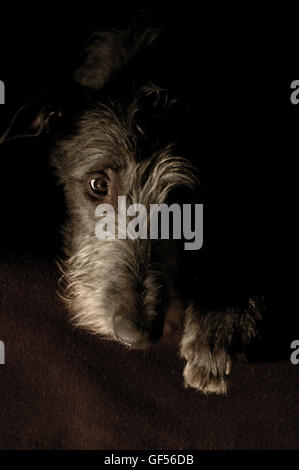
[0,252,297,450]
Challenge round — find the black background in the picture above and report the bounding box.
[0,4,295,372]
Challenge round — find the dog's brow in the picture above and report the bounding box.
[71,169,112,183]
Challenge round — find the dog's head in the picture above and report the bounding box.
[0,18,201,349]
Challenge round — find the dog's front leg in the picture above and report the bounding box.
[180,296,264,395]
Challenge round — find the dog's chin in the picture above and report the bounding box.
[113,314,160,350]
[115,335,154,350]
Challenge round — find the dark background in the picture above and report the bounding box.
[0,5,286,255]
[0,5,291,352]
[0,4,297,450]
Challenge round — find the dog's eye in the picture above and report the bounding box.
[90,177,109,195]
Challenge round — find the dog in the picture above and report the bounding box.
[0,14,265,395]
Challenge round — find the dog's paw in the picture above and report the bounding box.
[182,347,232,395]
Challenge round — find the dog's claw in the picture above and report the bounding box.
[181,346,232,395]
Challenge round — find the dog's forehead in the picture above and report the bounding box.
[53,88,177,182]
[54,106,134,178]
[79,105,133,154]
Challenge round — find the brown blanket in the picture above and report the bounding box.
[0,251,297,450]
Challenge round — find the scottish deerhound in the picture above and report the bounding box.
[1,16,264,394]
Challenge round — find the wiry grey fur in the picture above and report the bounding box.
[2,16,265,394]
[53,95,197,340]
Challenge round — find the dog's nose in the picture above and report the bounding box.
[113,314,155,349]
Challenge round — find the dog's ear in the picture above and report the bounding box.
[0,101,63,144]
[73,13,161,90]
